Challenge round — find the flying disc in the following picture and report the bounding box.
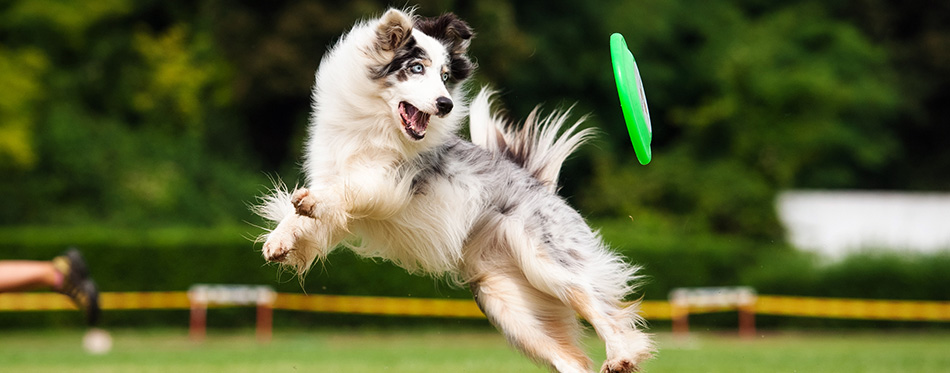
[610,33,652,165]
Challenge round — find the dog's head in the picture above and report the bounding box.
[368,9,475,143]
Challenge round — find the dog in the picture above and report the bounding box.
[255,9,653,373]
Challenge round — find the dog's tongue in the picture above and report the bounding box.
[399,102,430,140]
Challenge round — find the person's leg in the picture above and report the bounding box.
[0,249,101,326]
[0,261,61,292]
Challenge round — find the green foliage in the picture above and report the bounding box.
[827,0,950,189]
[577,0,900,241]
[593,217,778,299]
[676,3,898,188]
[130,23,233,132]
[0,101,263,225]
[0,46,47,169]
[1,0,133,47]
[744,250,950,301]
[0,0,259,226]
[585,150,780,238]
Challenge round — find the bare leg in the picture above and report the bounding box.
[0,250,100,325]
[471,270,592,373]
[0,261,60,292]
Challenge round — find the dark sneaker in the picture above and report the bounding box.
[52,248,101,326]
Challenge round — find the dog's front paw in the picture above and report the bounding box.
[262,230,295,263]
[291,188,318,217]
[601,359,638,373]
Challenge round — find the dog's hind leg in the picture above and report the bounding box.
[566,288,653,373]
[470,271,592,373]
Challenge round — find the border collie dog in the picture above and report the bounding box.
[256,9,653,373]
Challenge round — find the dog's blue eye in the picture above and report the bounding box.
[410,64,424,73]
[441,72,450,82]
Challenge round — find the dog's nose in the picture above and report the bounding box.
[435,96,453,117]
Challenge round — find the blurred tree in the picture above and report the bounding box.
[673,2,898,188]
[829,0,950,190]
[570,0,897,238]
[130,23,232,133]
[0,46,46,169]
[0,0,132,170]
[0,0,261,226]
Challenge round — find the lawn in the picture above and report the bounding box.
[1,328,948,372]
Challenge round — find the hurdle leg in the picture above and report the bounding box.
[189,301,206,342]
[672,305,689,339]
[739,305,756,338]
[256,303,273,343]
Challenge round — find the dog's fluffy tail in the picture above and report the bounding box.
[469,87,595,191]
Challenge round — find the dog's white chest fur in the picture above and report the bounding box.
[350,157,483,274]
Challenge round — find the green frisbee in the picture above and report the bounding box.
[610,33,652,165]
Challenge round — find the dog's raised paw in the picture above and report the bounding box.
[291,188,317,217]
[601,359,637,373]
[262,234,293,263]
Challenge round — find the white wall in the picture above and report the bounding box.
[776,191,950,258]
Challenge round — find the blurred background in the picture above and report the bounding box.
[1,0,948,331]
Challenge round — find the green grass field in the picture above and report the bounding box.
[1,328,948,372]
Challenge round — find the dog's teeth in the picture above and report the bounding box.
[398,101,429,140]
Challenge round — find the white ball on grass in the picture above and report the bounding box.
[82,328,112,355]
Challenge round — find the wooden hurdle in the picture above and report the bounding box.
[187,285,276,342]
[669,286,758,338]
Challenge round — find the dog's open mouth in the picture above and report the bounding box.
[398,101,430,141]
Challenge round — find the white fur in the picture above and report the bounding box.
[256,9,653,373]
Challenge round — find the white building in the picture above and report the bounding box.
[776,191,950,258]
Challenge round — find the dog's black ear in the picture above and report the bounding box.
[415,13,476,82]
[415,13,473,55]
[376,9,413,52]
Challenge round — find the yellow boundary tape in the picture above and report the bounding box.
[755,295,950,321]
[1,292,948,322]
[274,293,484,318]
[0,292,192,311]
